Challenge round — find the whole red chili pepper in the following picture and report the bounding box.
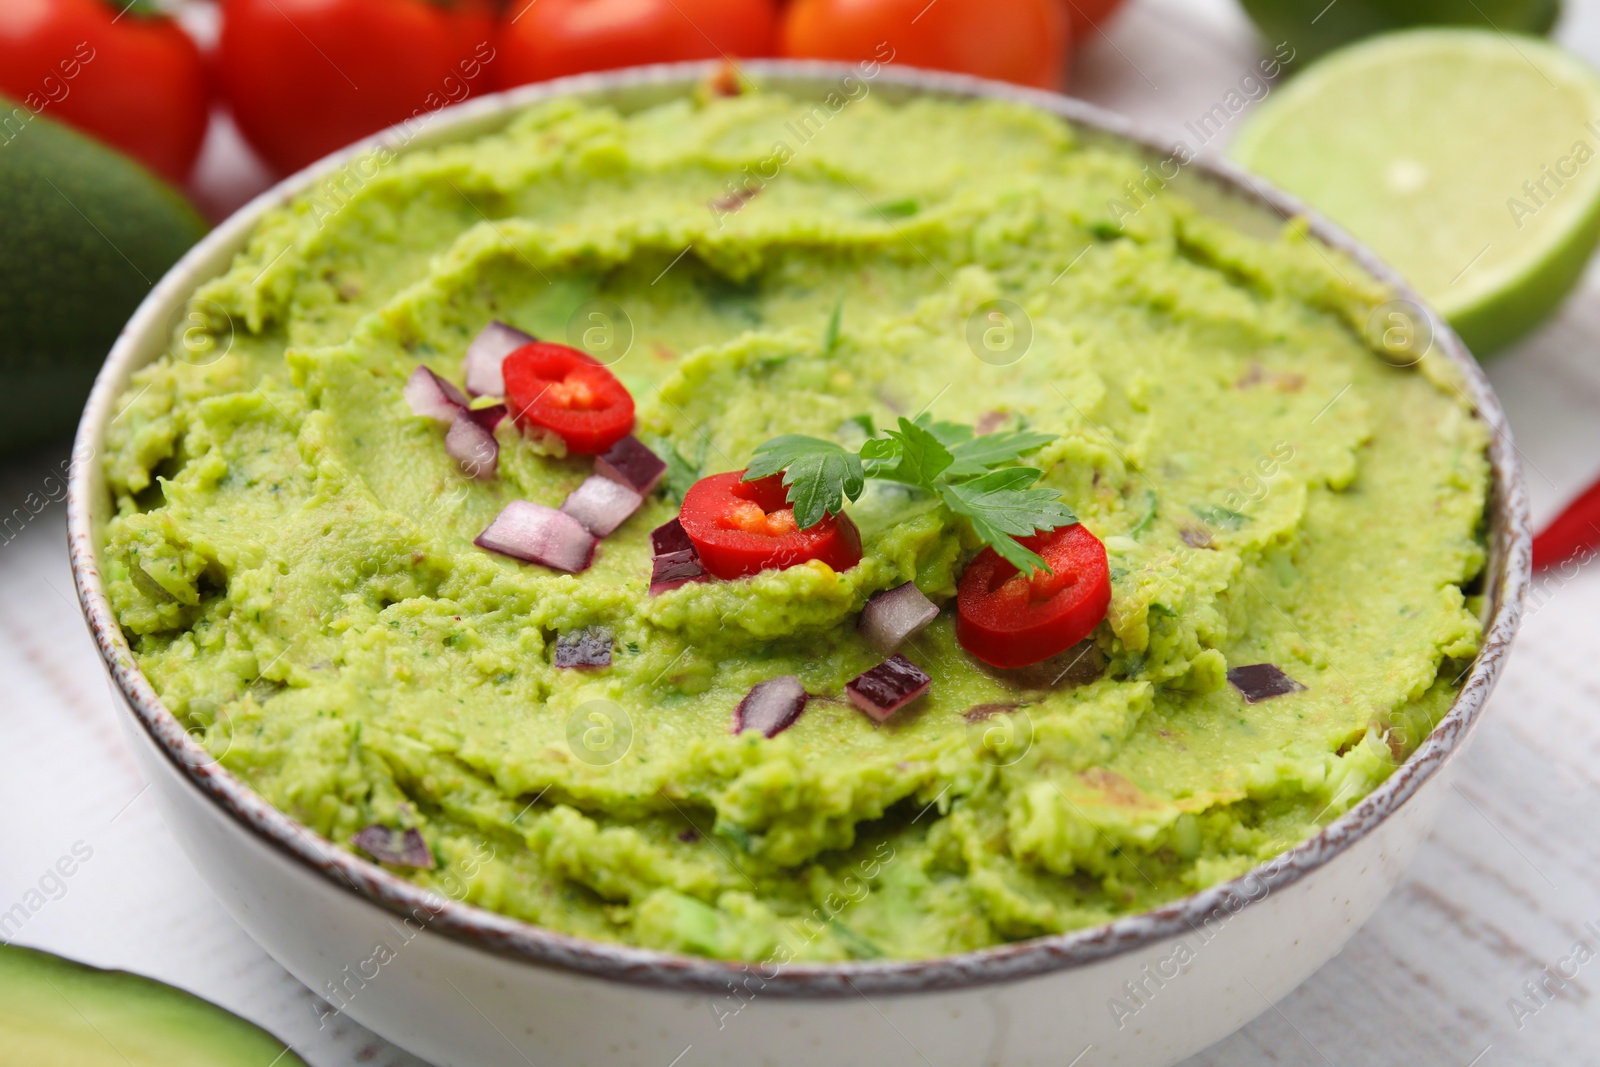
[1532,475,1600,571]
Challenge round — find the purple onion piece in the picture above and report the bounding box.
[709,187,761,215]
[464,320,536,397]
[975,409,1008,435]
[404,365,467,423]
[846,655,931,722]
[649,518,707,595]
[988,639,1106,691]
[560,474,643,538]
[1227,663,1306,704]
[651,517,694,556]
[859,581,939,655]
[554,626,612,669]
[733,675,809,738]
[651,551,704,595]
[352,825,435,869]
[595,435,668,496]
[963,703,1021,724]
[445,409,498,480]
[474,501,595,573]
[469,403,507,432]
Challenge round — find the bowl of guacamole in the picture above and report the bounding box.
[69,61,1529,1067]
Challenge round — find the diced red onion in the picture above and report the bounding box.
[352,825,435,869]
[464,320,536,397]
[469,403,507,432]
[652,551,704,595]
[554,626,612,669]
[595,435,667,496]
[859,581,939,655]
[446,409,498,480]
[733,675,808,738]
[404,365,467,423]
[474,501,595,573]
[846,655,931,722]
[963,703,1020,724]
[560,474,643,538]
[975,409,1008,435]
[650,518,705,595]
[1227,663,1306,704]
[992,639,1106,690]
[709,186,761,216]
[651,517,694,556]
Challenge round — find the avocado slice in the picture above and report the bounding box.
[0,943,309,1066]
[0,96,208,455]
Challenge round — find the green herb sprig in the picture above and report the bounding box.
[744,414,1075,574]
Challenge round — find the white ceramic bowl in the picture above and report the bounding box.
[68,61,1530,1067]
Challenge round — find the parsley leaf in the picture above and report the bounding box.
[823,299,843,357]
[873,197,920,219]
[743,434,840,481]
[939,470,1078,574]
[746,416,1073,573]
[862,417,953,486]
[745,435,864,528]
[786,451,864,528]
[1190,503,1249,531]
[945,429,1056,479]
[909,413,972,449]
[639,432,702,503]
[1130,488,1158,536]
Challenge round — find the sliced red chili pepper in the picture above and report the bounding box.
[1532,473,1600,571]
[503,341,634,455]
[678,471,863,580]
[956,523,1111,669]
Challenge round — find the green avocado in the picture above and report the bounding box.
[0,943,308,1066]
[1239,0,1561,64]
[0,97,207,455]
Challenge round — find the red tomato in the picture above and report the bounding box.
[0,0,207,184]
[503,342,636,455]
[956,523,1110,669]
[780,0,1067,90]
[679,472,863,579]
[217,0,496,175]
[1061,0,1128,34]
[495,0,777,87]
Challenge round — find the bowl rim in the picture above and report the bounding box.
[66,58,1531,999]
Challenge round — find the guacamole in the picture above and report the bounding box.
[100,86,1488,962]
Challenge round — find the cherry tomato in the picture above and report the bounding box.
[956,523,1110,669]
[0,0,208,185]
[495,0,777,87]
[1061,0,1128,35]
[503,342,636,455]
[679,472,863,579]
[217,0,496,175]
[780,0,1067,90]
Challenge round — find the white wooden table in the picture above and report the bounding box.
[5,2,1599,1063]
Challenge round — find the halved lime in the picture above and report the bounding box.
[1231,29,1600,355]
[1238,0,1560,65]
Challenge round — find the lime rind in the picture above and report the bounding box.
[1237,0,1561,66]
[1231,29,1600,355]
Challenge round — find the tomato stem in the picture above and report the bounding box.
[105,0,169,17]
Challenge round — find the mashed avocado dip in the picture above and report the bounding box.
[100,85,1488,962]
